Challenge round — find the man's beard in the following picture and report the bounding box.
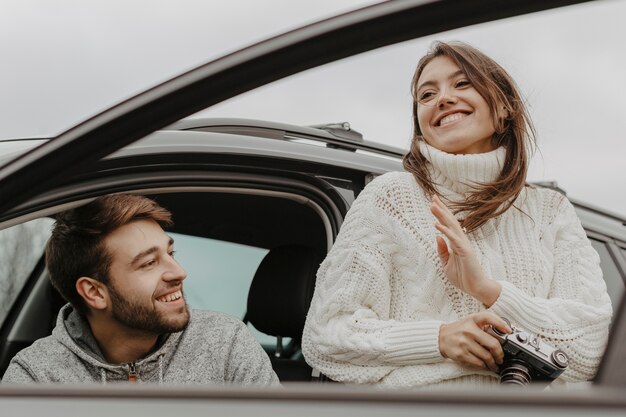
[107,283,190,334]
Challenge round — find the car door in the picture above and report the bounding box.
[1,0,626,411]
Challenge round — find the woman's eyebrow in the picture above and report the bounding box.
[417,70,465,92]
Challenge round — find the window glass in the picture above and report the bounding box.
[0,218,54,324]
[170,232,282,345]
[590,239,624,314]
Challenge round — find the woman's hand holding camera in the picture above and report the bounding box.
[438,312,511,372]
[430,195,502,307]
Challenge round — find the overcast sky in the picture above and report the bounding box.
[1,0,624,215]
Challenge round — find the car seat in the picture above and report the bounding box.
[246,244,323,382]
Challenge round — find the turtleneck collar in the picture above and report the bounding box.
[418,140,506,196]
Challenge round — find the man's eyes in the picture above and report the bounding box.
[139,249,176,269]
[141,259,157,269]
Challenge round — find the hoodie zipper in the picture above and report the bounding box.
[128,362,137,383]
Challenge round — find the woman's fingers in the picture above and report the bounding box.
[435,219,467,256]
[472,312,512,335]
[431,198,466,248]
[467,343,499,372]
[491,317,512,335]
[434,221,455,240]
[431,195,461,229]
[436,235,449,264]
[439,313,509,372]
[472,328,505,368]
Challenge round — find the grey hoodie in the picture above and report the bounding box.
[3,304,280,386]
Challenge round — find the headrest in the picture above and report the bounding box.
[247,245,323,339]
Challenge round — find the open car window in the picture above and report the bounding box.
[170,233,283,345]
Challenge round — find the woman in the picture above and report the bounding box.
[301,41,612,388]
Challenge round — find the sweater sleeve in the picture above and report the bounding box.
[2,359,38,383]
[488,194,612,382]
[225,320,281,387]
[302,177,444,384]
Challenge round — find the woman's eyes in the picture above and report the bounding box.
[418,80,471,102]
[419,91,436,101]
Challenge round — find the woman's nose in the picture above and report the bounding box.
[437,89,457,107]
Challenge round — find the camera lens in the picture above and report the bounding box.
[499,361,532,386]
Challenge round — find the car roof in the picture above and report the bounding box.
[3,118,624,245]
[0,118,404,174]
[167,117,406,158]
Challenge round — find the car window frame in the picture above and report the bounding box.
[0,0,594,215]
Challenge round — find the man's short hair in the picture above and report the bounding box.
[45,194,172,314]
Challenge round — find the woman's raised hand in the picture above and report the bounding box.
[438,312,511,372]
[430,195,501,306]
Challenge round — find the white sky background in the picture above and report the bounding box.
[0,0,624,215]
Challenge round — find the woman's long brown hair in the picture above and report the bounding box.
[403,41,536,232]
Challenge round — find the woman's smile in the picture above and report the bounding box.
[436,111,470,127]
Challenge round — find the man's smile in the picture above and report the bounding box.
[156,289,183,303]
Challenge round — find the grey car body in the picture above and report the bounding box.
[0,0,625,415]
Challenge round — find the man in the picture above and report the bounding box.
[3,194,279,385]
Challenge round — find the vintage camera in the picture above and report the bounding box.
[488,318,569,385]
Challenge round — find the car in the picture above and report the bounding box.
[0,0,625,415]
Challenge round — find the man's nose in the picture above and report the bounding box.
[163,257,187,282]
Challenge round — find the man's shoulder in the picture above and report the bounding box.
[11,333,66,363]
[172,310,279,386]
[188,309,243,326]
[184,309,246,338]
[176,310,261,361]
[3,334,69,383]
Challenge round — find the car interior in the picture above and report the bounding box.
[0,189,334,382]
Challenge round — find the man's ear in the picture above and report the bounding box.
[76,277,108,311]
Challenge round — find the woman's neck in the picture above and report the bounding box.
[418,140,505,197]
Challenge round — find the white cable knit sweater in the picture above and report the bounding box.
[302,142,612,388]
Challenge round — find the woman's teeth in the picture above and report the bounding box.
[439,112,467,126]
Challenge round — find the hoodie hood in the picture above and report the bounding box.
[54,304,183,383]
